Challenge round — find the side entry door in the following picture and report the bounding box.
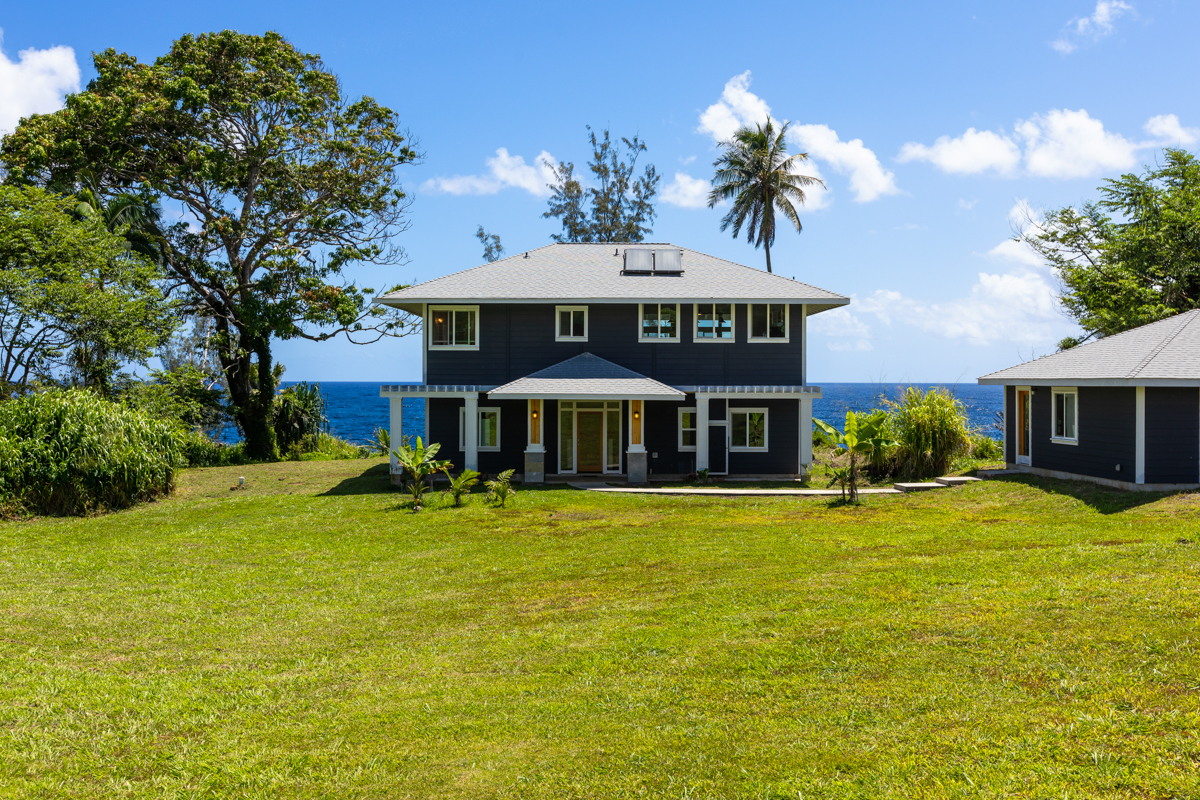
[708,422,728,475]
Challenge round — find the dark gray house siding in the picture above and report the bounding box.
[426,303,806,387]
[727,398,799,475]
[1145,387,1199,484]
[1031,386,1136,480]
[428,397,528,474]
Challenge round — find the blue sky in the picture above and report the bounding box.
[3,0,1198,383]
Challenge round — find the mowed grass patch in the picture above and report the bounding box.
[0,460,1198,798]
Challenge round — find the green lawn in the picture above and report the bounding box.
[1,459,1199,799]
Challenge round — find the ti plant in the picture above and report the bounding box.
[814,414,897,503]
[485,469,517,508]
[392,437,450,511]
[442,468,480,508]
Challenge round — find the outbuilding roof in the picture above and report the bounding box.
[979,309,1200,386]
[374,243,848,315]
[487,353,685,400]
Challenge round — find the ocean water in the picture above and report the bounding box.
[222,382,1003,444]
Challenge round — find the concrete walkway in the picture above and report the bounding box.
[567,482,901,497]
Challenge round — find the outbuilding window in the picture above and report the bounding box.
[1052,388,1078,443]
[556,306,588,341]
[430,306,478,349]
[730,408,768,450]
[749,304,788,341]
[459,406,501,451]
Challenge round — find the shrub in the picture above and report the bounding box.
[485,469,517,507]
[0,389,186,516]
[274,382,328,455]
[181,432,247,467]
[970,434,1004,461]
[293,433,369,461]
[886,387,973,480]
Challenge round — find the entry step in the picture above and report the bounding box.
[894,482,949,493]
[934,476,983,486]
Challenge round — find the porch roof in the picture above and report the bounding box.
[487,353,685,401]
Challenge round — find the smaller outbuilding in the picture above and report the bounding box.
[978,309,1200,490]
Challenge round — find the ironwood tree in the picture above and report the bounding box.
[2,30,419,458]
[543,127,660,243]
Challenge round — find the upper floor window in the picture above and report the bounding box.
[556,306,588,341]
[640,303,679,341]
[1052,388,1077,443]
[430,306,478,350]
[695,303,734,341]
[749,304,788,341]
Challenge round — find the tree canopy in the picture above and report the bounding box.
[0,185,174,396]
[2,30,420,458]
[543,127,660,243]
[1022,148,1200,348]
[708,117,822,273]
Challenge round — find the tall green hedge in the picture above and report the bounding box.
[0,390,187,516]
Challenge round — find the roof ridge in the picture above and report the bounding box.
[1126,310,1200,379]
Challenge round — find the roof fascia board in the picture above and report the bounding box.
[488,392,685,401]
[374,297,849,306]
[978,377,1200,387]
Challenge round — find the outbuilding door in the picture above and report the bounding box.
[1016,388,1032,465]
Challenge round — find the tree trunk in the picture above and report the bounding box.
[764,240,772,273]
[223,333,278,461]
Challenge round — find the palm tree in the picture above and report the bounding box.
[707,117,823,273]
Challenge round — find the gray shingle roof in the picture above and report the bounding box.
[488,353,685,399]
[374,243,848,315]
[979,309,1200,385]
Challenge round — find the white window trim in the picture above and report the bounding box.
[638,303,681,343]
[729,407,769,451]
[693,303,736,343]
[554,305,589,342]
[747,303,790,343]
[678,407,697,451]
[459,406,501,451]
[1050,387,1079,445]
[429,305,480,351]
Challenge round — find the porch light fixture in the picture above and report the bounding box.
[532,408,539,421]
[633,409,641,421]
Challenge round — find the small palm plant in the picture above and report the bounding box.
[485,469,517,507]
[442,468,480,507]
[366,426,391,456]
[392,437,450,511]
[814,413,897,503]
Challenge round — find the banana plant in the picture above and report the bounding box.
[442,468,480,507]
[392,437,451,511]
[814,413,897,502]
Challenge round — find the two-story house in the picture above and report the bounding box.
[374,243,848,483]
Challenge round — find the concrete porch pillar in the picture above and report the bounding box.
[695,394,710,472]
[799,397,813,476]
[524,399,545,483]
[464,395,479,472]
[627,399,647,484]
[388,396,403,477]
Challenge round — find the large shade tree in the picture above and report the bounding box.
[1021,148,1200,349]
[2,30,419,459]
[707,117,823,273]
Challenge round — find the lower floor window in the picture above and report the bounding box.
[679,408,697,450]
[1052,388,1077,441]
[459,406,501,450]
[730,408,767,450]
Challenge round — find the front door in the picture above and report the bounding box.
[708,423,728,475]
[1016,388,1031,465]
[577,412,604,472]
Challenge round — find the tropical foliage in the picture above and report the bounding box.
[392,437,451,510]
[0,389,186,516]
[707,117,823,273]
[814,412,896,501]
[0,185,175,397]
[443,468,481,507]
[544,127,660,243]
[2,30,419,459]
[1020,148,1200,349]
[273,382,328,457]
[885,387,975,480]
[485,468,517,507]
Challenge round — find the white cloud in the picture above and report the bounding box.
[789,124,899,202]
[807,306,873,351]
[1017,109,1138,178]
[900,109,1193,180]
[421,148,557,197]
[1143,114,1200,146]
[859,271,1066,347]
[0,30,80,134]
[958,198,979,210]
[986,199,1045,266]
[697,71,771,142]
[897,128,1021,175]
[661,172,710,209]
[1052,1,1133,53]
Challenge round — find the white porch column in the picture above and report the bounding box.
[1135,386,1145,485]
[464,394,479,472]
[799,397,813,475]
[388,396,403,474]
[695,394,710,471]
